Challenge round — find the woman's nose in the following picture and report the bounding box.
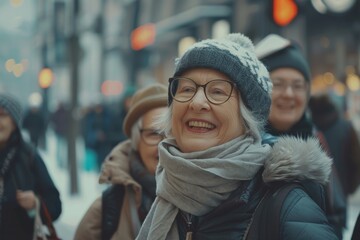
[190,88,210,111]
[283,85,296,96]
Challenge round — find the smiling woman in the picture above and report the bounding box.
[256,33,345,239]
[135,33,337,240]
[74,84,168,240]
[0,93,61,240]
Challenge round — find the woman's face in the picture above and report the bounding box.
[138,107,167,175]
[0,108,16,146]
[171,68,245,153]
[268,68,308,131]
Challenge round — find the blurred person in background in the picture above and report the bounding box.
[309,93,360,196]
[255,33,346,238]
[22,100,47,149]
[74,84,168,240]
[50,102,71,169]
[109,85,136,145]
[136,33,336,240]
[309,93,360,238]
[0,93,61,239]
[82,102,114,171]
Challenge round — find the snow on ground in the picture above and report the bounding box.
[38,131,103,240]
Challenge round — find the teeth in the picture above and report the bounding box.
[188,121,215,129]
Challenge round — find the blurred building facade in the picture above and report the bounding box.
[117,0,360,129]
[31,0,360,128]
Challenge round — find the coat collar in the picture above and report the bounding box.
[262,136,332,185]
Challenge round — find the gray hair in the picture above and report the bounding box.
[130,117,142,150]
[154,96,265,141]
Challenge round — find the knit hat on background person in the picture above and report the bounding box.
[255,34,311,82]
[0,93,22,128]
[171,33,272,122]
[123,84,168,137]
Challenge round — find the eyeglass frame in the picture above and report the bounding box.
[271,78,308,95]
[169,77,236,105]
[139,128,165,146]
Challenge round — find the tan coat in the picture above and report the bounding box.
[74,140,142,240]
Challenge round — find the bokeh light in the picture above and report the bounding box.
[28,92,42,107]
[10,0,23,7]
[12,63,24,77]
[5,59,15,72]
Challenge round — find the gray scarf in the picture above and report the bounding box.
[136,134,271,240]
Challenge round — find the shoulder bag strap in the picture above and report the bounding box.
[39,198,61,240]
[244,183,301,240]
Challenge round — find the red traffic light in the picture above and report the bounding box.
[131,23,156,51]
[273,0,298,27]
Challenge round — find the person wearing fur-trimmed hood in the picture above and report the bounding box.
[0,93,61,239]
[135,33,337,240]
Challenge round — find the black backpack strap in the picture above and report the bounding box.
[101,184,125,240]
[244,183,302,240]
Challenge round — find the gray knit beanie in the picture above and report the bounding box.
[170,33,272,122]
[0,93,22,128]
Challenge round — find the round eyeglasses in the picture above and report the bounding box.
[272,79,308,95]
[139,128,165,146]
[169,77,235,105]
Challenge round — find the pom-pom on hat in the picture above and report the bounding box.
[255,34,311,82]
[0,93,22,128]
[170,33,272,122]
[123,84,168,137]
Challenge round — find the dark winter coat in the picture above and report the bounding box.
[309,97,360,196]
[266,114,346,237]
[0,132,61,239]
[22,108,47,147]
[175,136,337,240]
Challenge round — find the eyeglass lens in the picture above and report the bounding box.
[272,80,307,93]
[170,77,233,104]
[141,129,164,145]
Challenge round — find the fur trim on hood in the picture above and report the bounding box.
[262,136,332,185]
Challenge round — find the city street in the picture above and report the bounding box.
[40,130,360,240]
[1,1,360,239]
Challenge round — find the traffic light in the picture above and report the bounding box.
[272,0,299,27]
[38,68,54,88]
[131,23,156,50]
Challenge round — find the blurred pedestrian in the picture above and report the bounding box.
[108,85,136,145]
[50,102,70,169]
[136,33,337,239]
[82,102,114,171]
[309,93,360,196]
[22,104,47,149]
[0,93,61,239]
[74,84,168,240]
[256,33,345,238]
